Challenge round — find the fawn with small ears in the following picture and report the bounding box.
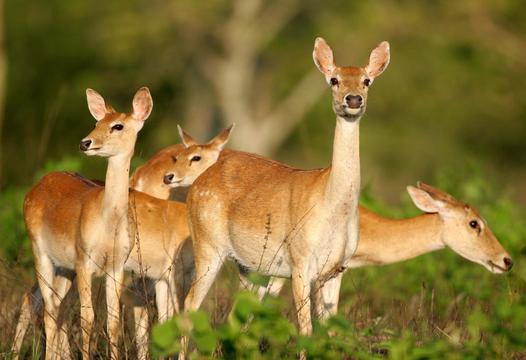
[177,37,390,357]
[24,87,193,360]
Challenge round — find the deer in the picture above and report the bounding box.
[131,143,187,201]
[14,125,513,358]
[176,36,390,358]
[239,183,514,309]
[162,133,513,315]
[23,87,193,360]
[13,126,233,360]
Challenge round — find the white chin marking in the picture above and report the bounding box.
[344,107,362,115]
[169,182,188,188]
[485,262,505,274]
[87,150,111,157]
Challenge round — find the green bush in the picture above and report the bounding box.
[152,291,526,359]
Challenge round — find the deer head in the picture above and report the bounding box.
[313,37,390,121]
[407,182,513,274]
[163,124,235,187]
[80,87,153,157]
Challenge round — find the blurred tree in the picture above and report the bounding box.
[171,0,326,154]
[0,0,525,204]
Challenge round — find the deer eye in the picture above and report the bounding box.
[191,155,201,162]
[330,78,339,86]
[111,124,124,131]
[363,78,371,86]
[469,220,479,229]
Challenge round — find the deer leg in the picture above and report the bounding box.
[134,305,150,360]
[168,270,180,315]
[52,273,73,358]
[11,284,41,359]
[180,243,224,360]
[265,277,286,298]
[33,250,63,360]
[155,280,170,323]
[76,263,94,360]
[131,278,154,360]
[106,270,124,360]
[314,272,343,321]
[291,267,313,336]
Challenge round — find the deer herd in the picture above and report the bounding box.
[11,38,512,359]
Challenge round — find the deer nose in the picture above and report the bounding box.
[163,173,175,185]
[345,94,363,109]
[503,257,513,271]
[79,139,92,151]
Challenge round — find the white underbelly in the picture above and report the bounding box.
[41,228,76,269]
[229,232,292,278]
[125,249,173,280]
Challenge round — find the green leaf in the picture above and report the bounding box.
[190,310,211,333]
[151,319,180,354]
[233,291,260,323]
[194,330,217,355]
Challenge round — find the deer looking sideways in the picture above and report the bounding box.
[173,37,391,357]
[23,88,192,360]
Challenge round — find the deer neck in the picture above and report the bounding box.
[351,213,445,267]
[324,116,360,210]
[102,150,133,221]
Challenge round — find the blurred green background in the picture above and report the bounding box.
[0,0,525,358]
[0,0,525,204]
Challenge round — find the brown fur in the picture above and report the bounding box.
[131,144,185,200]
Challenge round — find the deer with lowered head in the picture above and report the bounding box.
[23,88,193,360]
[176,36,390,357]
[241,183,514,308]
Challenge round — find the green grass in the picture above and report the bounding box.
[1,161,525,358]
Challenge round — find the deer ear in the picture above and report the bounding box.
[366,41,390,79]
[132,87,153,122]
[313,37,336,76]
[177,125,197,148]
[416,182,458,204]
[208,123,235,151]
[86,89,107,121]
[407,185,444,213]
